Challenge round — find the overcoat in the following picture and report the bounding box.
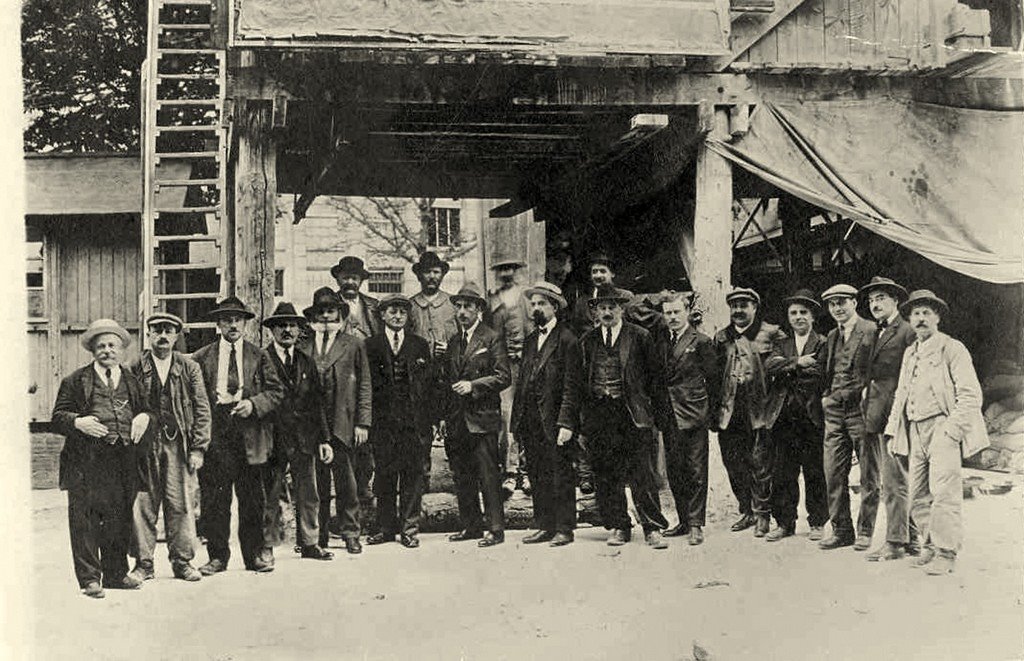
[713,319,788,430]
[266,345,330,455]
[765,330,825,427]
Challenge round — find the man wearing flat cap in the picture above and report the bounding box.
[52,319,153,598]
[443,282,511,547]
[713,287,787,538]
[300,287,373,555]
[859,277,919,561]
[558,284,670,550]
[192,297,285,574]
[262,302,335,562]
[763,290,828,542]
[364,293,435,549]
[512,282,581,547]
[128,312,211,583]
[817,284,877,551]
[884,291,987,575]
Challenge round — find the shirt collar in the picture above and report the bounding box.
[93,362,121,380]
[462,318,481,338]
[273,342,293,359]
[539,318,557,335]
[151,351,172,365]
[220,337,240,352]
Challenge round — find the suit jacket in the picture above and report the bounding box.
[339,291,380,339]
[862,315,916,433]
[129,350,212,455]
[766,330,825,428]
[51,364,153,492]
[819,316,877,406]
[365,331,435,441]
[443,322,511,435]
[266,345,330,456]
[714,319,788,430]
[191,339,284,465]
[299,332,372,447]
[511,321,581,444]
[884,332,988,458]
[558,321,662,433]
[655,325,720,431]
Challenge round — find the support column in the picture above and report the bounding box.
[232,100,277,344]
[690,107,733,333]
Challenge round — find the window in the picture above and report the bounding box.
[274,268,285,297]
[368,270,403,294]
[427,207,461,248]
[26,227,44,319]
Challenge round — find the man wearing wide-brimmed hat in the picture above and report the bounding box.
[859,276,920,562]
[569,252,617,337]
[52,319,153,598]
[127,312,211,584]
[331,255,380,340]
[191,296,285,574]
[408,251,458,355]
[884,290,987,575]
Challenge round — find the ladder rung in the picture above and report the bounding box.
[158,48,221,55]
[155,292,221,300]
[157,151,220,160]
[156,178,219,186]
[157,99,220,106]
[157,73,219,80]
[155,206,221,214]
[154,263,220,271]
[156,125,219,133]
[160,23,213,30]
[155,234,220,242]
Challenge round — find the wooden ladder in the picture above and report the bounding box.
[141,0,228,349]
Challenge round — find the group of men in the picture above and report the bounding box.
[52,247,985,600]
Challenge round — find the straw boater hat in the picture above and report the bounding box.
[450,282,488,308]
[411,251,450,276]
[725,287,761,307]
[81,318,131,351]
[859,276,908,301]
[820,284,858,302]
[303,287,349,319]
[330,256,371,280]
[588,284,632,306]
[899,289,949,317]
[524,281,567,310]
[207,296,255,320]
[377,293,412,310]
[490,258,526,271]
[782,288,821,313]
[262,302,306,328]
[146,311,184,331]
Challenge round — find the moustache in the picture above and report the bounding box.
[280,332,293,339]
[915,322,928,328]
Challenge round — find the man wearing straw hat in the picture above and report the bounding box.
[127,312,211,584]
[52,318,152,598]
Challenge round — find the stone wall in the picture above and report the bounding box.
[31,432,64,489]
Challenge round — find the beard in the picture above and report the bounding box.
[531,310,548,326]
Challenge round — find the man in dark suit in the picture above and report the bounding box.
[52,319,153,598]
[512,282,580,547]
[655,292,720,547]
[262,302,335,562]
[859,277,919,561]
[817,284,878,551]
[558,284,670,549]
[300,287,373,555]
[365,293,435,549]
[444,283,512,548]
[763,289,828,542]
[191,297,285,575]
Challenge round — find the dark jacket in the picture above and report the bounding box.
[714,319,788,430]
[766,330,825,428]
[365,331,435,441]
[52,364,152,492]
[129,350,212,457]
[299,332,373,447]
[338,291,380,339]
[511,321,581,443]
[443,322,511,435]
[819,316,877,407]
[266,344,330,455]
[655,325,720,431]
[862,315,916,433]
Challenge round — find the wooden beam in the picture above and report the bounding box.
[703,0,808,72]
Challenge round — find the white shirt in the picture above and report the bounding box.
[536,318,557,351]
[151,353,172,386]
[460,318,481,346]
[216,338,244,404]
[93,363,122,389]
[315,329,340,356]
[838,319,857,343]
[879,310,900,334]
[273,342,294,366]
[600,320,623,346]
[387,328,405,354]
[793,331,810,356]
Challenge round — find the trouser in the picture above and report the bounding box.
[445,425,505,534]
[317,439,361,546]
[585,398,668,534]
[371,430,429,537]
[267,445,320,549]
[822,400,874,538]
[718,396,773,517]
[131,435,196,567]
[499,362,527,479]
[771,413,829,529]
[866,431,917,544]
[199,408,274,567]
[664,425,710,529]
[908,415,963,554]
[575,435,595,487]
[354,442,375,521]
[521,418,577,534]
[67,443,135,588]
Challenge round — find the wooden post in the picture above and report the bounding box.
[690,107,733,333]
[232,100,277,344]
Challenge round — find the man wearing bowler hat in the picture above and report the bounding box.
[262,302,335,561]
[763,289,828,542]
[884,290,986,575]
[860,277,920,561]
[52,319,153,598]
[817,284,877,551]
[192,296,284,574]
[128,312,211,583]
[713,287,787,538]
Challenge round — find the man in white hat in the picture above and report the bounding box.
[52,319,152,598]
[128,312,211,583]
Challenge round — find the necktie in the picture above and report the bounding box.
[227,343,239,395]
[105,368,113,389]
[462,330,469,354]
[605,328,613,349]
[671,330,679,345]
[392,331,401,354]
[320,332,330,357]
[285,349,293,375]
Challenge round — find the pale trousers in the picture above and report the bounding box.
[132,439,197,567]
[908,415,963,554]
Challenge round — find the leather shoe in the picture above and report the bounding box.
[129,560,154,582]
[478,531,505,547]
[399,534,420,549]
[808,525,825,542]
[866,541,906,562]
[82,581,105,599]
[199,558,227,576]
[730,513,756,532]
[664,523,687,537]
[448,529,483,542]
[105,574,142,590]
[925,552,955,575]
[765,525,795,542]
[549,532,574,547]
[607,529,630,546]
[818,534,854,550]
[344,537,363,555]
[853,535,872,551]
[300,545,334,560]
[688,526,704,546]
[366,532,394,545]
[753,516,770,538]
[523,530,555,544]
[252,548,275,572]
[173,563,203,581]
[912,547,936,568]
[645,530,668,550]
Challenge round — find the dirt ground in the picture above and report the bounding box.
[25,445,1024,661]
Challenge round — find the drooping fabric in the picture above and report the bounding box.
[707,100,1024,284]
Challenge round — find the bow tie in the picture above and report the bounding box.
[878,320,889,329]
[538,326,549,335]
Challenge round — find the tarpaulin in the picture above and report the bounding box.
[708,100,1024,284]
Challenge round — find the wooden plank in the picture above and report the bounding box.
[691,108,733,332]
[748,20,780,63]
[775,6,801,64]
[847,0,873,65]
[705,0,806,70]
[875,0,902,65]
[100,233,113,321]
[795,0,827,63]
[823,0,851,64]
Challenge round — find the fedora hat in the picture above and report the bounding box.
[262,302,306,328]
[411,251,450,276]
[451,282,487,308]
[146,312,184,331]
[303,287,350,319]
[900,289,949,317]
[588,252,615,269]
[524,281,567,310]
[490,258,526,271]
[820,284,858,302]
[81,318,131,351]
[377,293,412,310]
[859,276,908,301]
[330,256,371,280]
[208,296,255,320]
[725,287,761,307]
[783,288,821,312]
[588,284,632,306]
